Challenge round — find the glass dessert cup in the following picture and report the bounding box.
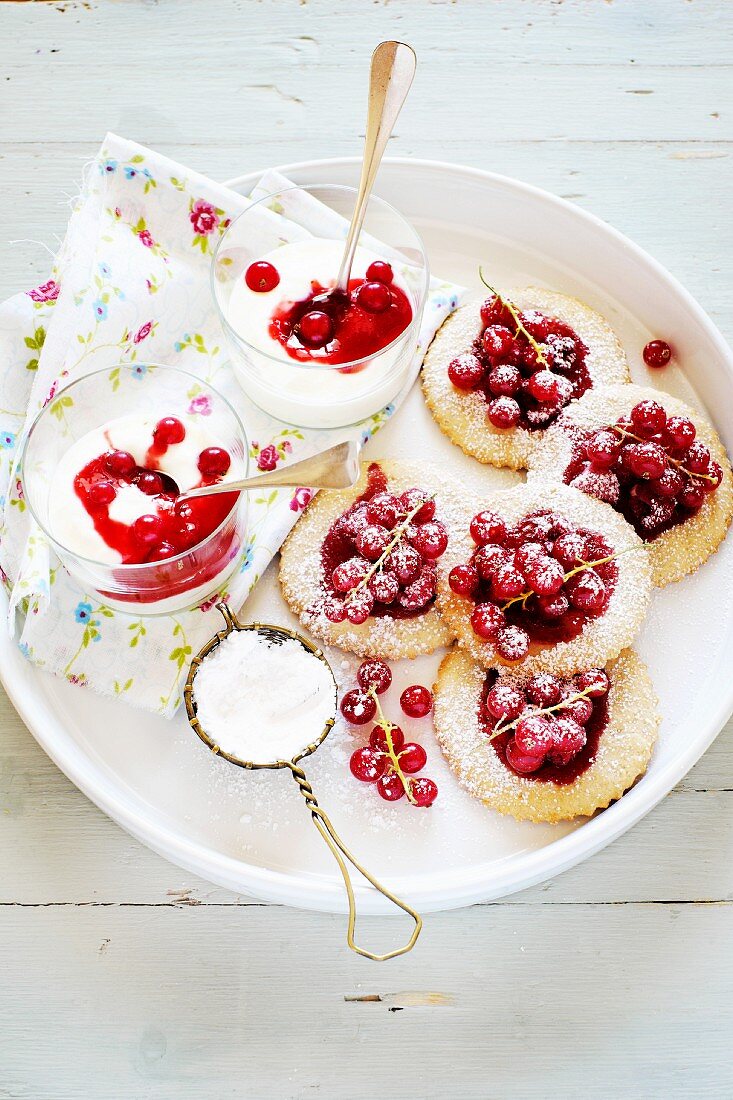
[20,364,249,616]
[211,183,429,430]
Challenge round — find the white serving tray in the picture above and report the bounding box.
[3,157,733,915]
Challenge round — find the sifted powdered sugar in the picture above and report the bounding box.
[279,459,472,659]
[193,629,336,765]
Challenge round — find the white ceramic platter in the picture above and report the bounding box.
[3,158,733,915]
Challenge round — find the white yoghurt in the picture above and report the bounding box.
[193,629,337,765]
[225,238,421,429]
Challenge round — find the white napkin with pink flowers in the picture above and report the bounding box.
[0,134,463,716]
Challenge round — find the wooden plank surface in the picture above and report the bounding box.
[1,1,731,1097]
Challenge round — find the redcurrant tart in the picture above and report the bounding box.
[529,383,733,587]
[422,287,629,470]
[433,646,659,822]
[436,482,652,676]
[279,459,463,659]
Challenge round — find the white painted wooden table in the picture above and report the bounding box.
[1,2,731,1096]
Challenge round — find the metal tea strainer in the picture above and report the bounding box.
[184,603,422,961]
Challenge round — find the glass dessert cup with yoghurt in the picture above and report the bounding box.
[21,364,249,615]
[211,184,429,430]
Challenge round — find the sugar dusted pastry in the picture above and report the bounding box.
[436,481,652,677]
[279,460,469,659]
[421,286,629,470]
[433,646,659,822]
[526,383,733,586]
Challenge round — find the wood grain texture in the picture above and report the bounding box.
[0,905,731,1099]
[0,0,732,1096]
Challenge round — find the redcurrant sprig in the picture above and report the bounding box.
[478,270,552,371]
[343,660,438,807]
[343,493,436,606]
[499,548,631,612]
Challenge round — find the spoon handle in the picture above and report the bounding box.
[336,40,417,292]
[179,439,361,502]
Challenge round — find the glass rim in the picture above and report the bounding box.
[20,362,249,573]
[210,181,430,372]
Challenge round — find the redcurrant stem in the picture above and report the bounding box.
[367,687,417,805]
[488,684,598,742]
[500,547,635,612]
[344,493,436,606]
[478,269,551,372]
[613,425,717,483]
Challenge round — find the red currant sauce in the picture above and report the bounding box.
[72,422,240,604]
[480,670,609,785]
[318,462,443,623]
[466,510,618,648]
[269,276,413,369]
[561,402,722,541]
[449,296,591,432]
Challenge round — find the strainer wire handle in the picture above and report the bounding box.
[287,762,422,961]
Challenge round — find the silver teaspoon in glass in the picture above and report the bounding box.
[178,439,361,503]
[334,40,417,294]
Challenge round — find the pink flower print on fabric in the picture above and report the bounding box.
[189,199,220,236]
[26,280,60,303]
[290,487,314,512]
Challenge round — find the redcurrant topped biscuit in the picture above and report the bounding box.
[279,460,468,659]
[436,481,652,676]
[433,646,659,822]
[421,286,629,470]
[527,383,733,586]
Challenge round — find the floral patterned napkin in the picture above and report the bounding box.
[0,133,463,717]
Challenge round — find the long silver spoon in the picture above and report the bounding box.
[335,40,417,294]
[179,439,361,503]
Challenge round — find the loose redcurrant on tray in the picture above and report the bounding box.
[436,482,652,677]
[279,459,466,660]
[421,285,629,470]
[642,339,672,369]
[432,646,659,823]
[400,684,433,719]
[342,664,438,808]
[528,383,733,587]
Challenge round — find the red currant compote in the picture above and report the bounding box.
[266,261,413,368]
[447,506,619,663]
[481,667,610,783]
[318,463,449,627]
[447,293,591,432]
[72,420,236,568]
[562,397,724,541]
